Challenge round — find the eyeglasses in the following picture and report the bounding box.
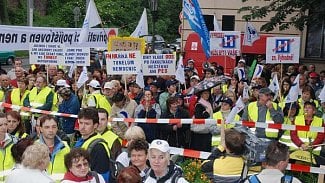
[72,162,89,169]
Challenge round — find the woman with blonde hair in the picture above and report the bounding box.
[6,143,54,183]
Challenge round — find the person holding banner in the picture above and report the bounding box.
[242,88,284,140]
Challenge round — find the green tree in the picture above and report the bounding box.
[238,0,325,32]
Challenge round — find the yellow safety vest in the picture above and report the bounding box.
[279,117,296,150]
[14,132,28,139]
[0,90,4,102]
[0,143,14,181]
[11,88,29,106]
[88,93,112,114]
[36,140,70,181]
[81,133,110,158]
[101,129,120,150]
[248,101,279,138]
[52,93,59,112]
[28,86,53,108]
[212,111,240,146]
[295,115,323,143]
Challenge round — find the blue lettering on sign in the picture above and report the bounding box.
[223,35,236,48]
[275,39,290,53]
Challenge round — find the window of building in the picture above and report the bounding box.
[222,15,235,31]
[305,4,325,58]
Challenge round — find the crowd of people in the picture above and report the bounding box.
[0,53,324,183]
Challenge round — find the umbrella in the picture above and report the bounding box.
[193,75,230,94]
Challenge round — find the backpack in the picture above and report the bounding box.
[87,138,118,183]
[248,174,293,183]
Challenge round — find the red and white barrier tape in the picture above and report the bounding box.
[169,146,325,174]
[1,102,324,133]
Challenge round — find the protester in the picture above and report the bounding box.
[10,138,34,168]
[245,141,301,183]
[61,148,106,183]
[135,90,161,143]
[97,108,122,160]
[159,80,178,114]
[202,129,246,182]
[6,143,55,183]
[6,111,28,139]
[75,108,111,182]
[144,139,188,183]
[242,87,284,139]
[160,96,190,148]
[117,165,142,183]
[37,115,70,181]
[191,89,219,152]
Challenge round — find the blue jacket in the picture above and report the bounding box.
[58,93,80,134]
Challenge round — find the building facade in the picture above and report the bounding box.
[181,0,325,70]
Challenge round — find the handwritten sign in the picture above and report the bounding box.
[106,51,141,74]
[29,43,65,65]
[108,37,145,54]
[142,54,176,75]
[64,47,90,66]
[210,31,241,56]
[266,37,300,64]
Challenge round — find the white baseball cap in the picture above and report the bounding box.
[149,139,170,153]
[190,75,200,81]
[104,81,114,89]
[87,80,101,89]
[56,79,70,87]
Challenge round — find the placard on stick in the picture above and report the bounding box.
[29,43,65,65]
[106,51,141,75]
[108,37,145,54]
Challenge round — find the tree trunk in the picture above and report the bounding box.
[0,0,10,24]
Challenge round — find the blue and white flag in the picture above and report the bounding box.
[68,61,76,78]
[175,55,186,84]
[243,22,260,46]
[268,74,280,100]
[226,96,245,123]
[213,15,221,31]
[286,74,300,103]
[183,0,210,58]
[131,8,148,38]
[136,64,145,89]
[319,85,325,103]
[252,64,264,79]
[77,66,88,89]
[79,0,102,43]
[237,67,246,81]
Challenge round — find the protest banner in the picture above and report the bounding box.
[266,37,300,64]
[0,25,118,50]
[107,37,145,54]
[106,51,141,75]
[64,47,90,66]
[142,54,176,75]
[210,31,241,56]
[29,43,65,65]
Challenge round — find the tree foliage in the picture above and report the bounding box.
[238,0,325,32]
[3,0,182,42]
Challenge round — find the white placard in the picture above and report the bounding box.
[142,54,176,75]
[64,47,90,66]
[106,51,141,75]
[29,43,65,65]
[210,31,241,56]
[266,37,300,64]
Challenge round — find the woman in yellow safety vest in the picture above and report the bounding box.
[297,86,319,116]
[279,102,299,150]
[290,101,324,152]
[6,111,28,139]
